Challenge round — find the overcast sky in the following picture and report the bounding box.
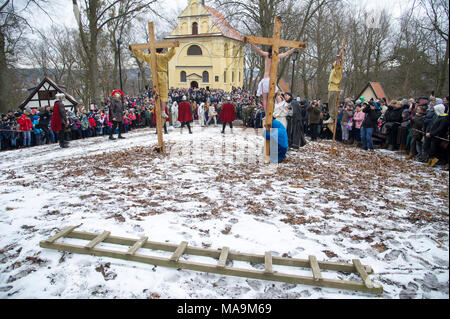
[21,0,408,33]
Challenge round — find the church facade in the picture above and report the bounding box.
[165,0,244,91]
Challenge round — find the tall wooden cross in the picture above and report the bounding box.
[129,22,179,153]
[244,16,306,164]
[330,37,346,156]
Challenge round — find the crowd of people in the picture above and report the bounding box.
[261,93,448,169]
[1,86,448,170]
[0,87,253,150]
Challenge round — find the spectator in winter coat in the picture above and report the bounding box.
[80,110,90,138]
[352,105,365,143]
[383,100,403,150]
[361,102,381,151]
[17,112,33,147]
[306,101,322,141]
[88,115,96,136]
[423,104,449,167]
[341,105,353,144]
[37,106,51,144]
[407,106,426,161]
[398,109,412,149]
[32,115,42,145]
[109,91,125,140]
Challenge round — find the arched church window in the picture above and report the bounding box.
[202,71,209,83]
[192,22,198,35]
[187,45,202,56]
[180,71,187,82]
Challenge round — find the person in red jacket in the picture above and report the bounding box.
[219,96,235,134]
[152,105,169,134]
[51,93,69,147]
[17,112,33,147]
[178,96,193,134]
[88,115,96,136]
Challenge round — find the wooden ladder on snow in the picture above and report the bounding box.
[40,226,383,294]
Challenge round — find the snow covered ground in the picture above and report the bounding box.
[0,124,448,299]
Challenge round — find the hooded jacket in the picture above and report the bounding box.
[428,104,449,138]
[362,105,381,129]
[384,104,403,123]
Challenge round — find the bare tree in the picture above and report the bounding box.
[0,0,49,112]
[420,0,449,96]
[72,0,158,105]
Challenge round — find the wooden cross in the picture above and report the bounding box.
[244,16,306,164]
[129,22,179,153]
[330,37,346,156]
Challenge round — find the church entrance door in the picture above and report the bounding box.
[190,81,198,89]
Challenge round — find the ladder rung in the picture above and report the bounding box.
[126,236,148,255]
[353,259,374,289]
[45,226,78,244]
[309,255,322,281]
[40,227,384,294]
[217,247,229,268]
[264,251,273,274]
[85,231,110,250]
[170,241,188,262]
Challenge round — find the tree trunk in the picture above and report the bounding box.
[437,38,449,96]
[0,29,9,113]
[88,0,99,105]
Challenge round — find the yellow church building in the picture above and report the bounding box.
[165,0,244,91]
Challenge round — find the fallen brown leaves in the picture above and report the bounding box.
[323,250,338,258]
[221,226,232,235]
[106,213,126,223]
[407,210,441,223]
[350,234,374,243]
[372,242,388,253]
[95,262,117,281]
[280,214,321,225]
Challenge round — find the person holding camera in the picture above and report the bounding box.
[306,100,322,141]
[361,101,381,151]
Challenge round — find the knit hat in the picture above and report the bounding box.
[434,104,445,116]
[435,98,443,105]
[402,109,410,117]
